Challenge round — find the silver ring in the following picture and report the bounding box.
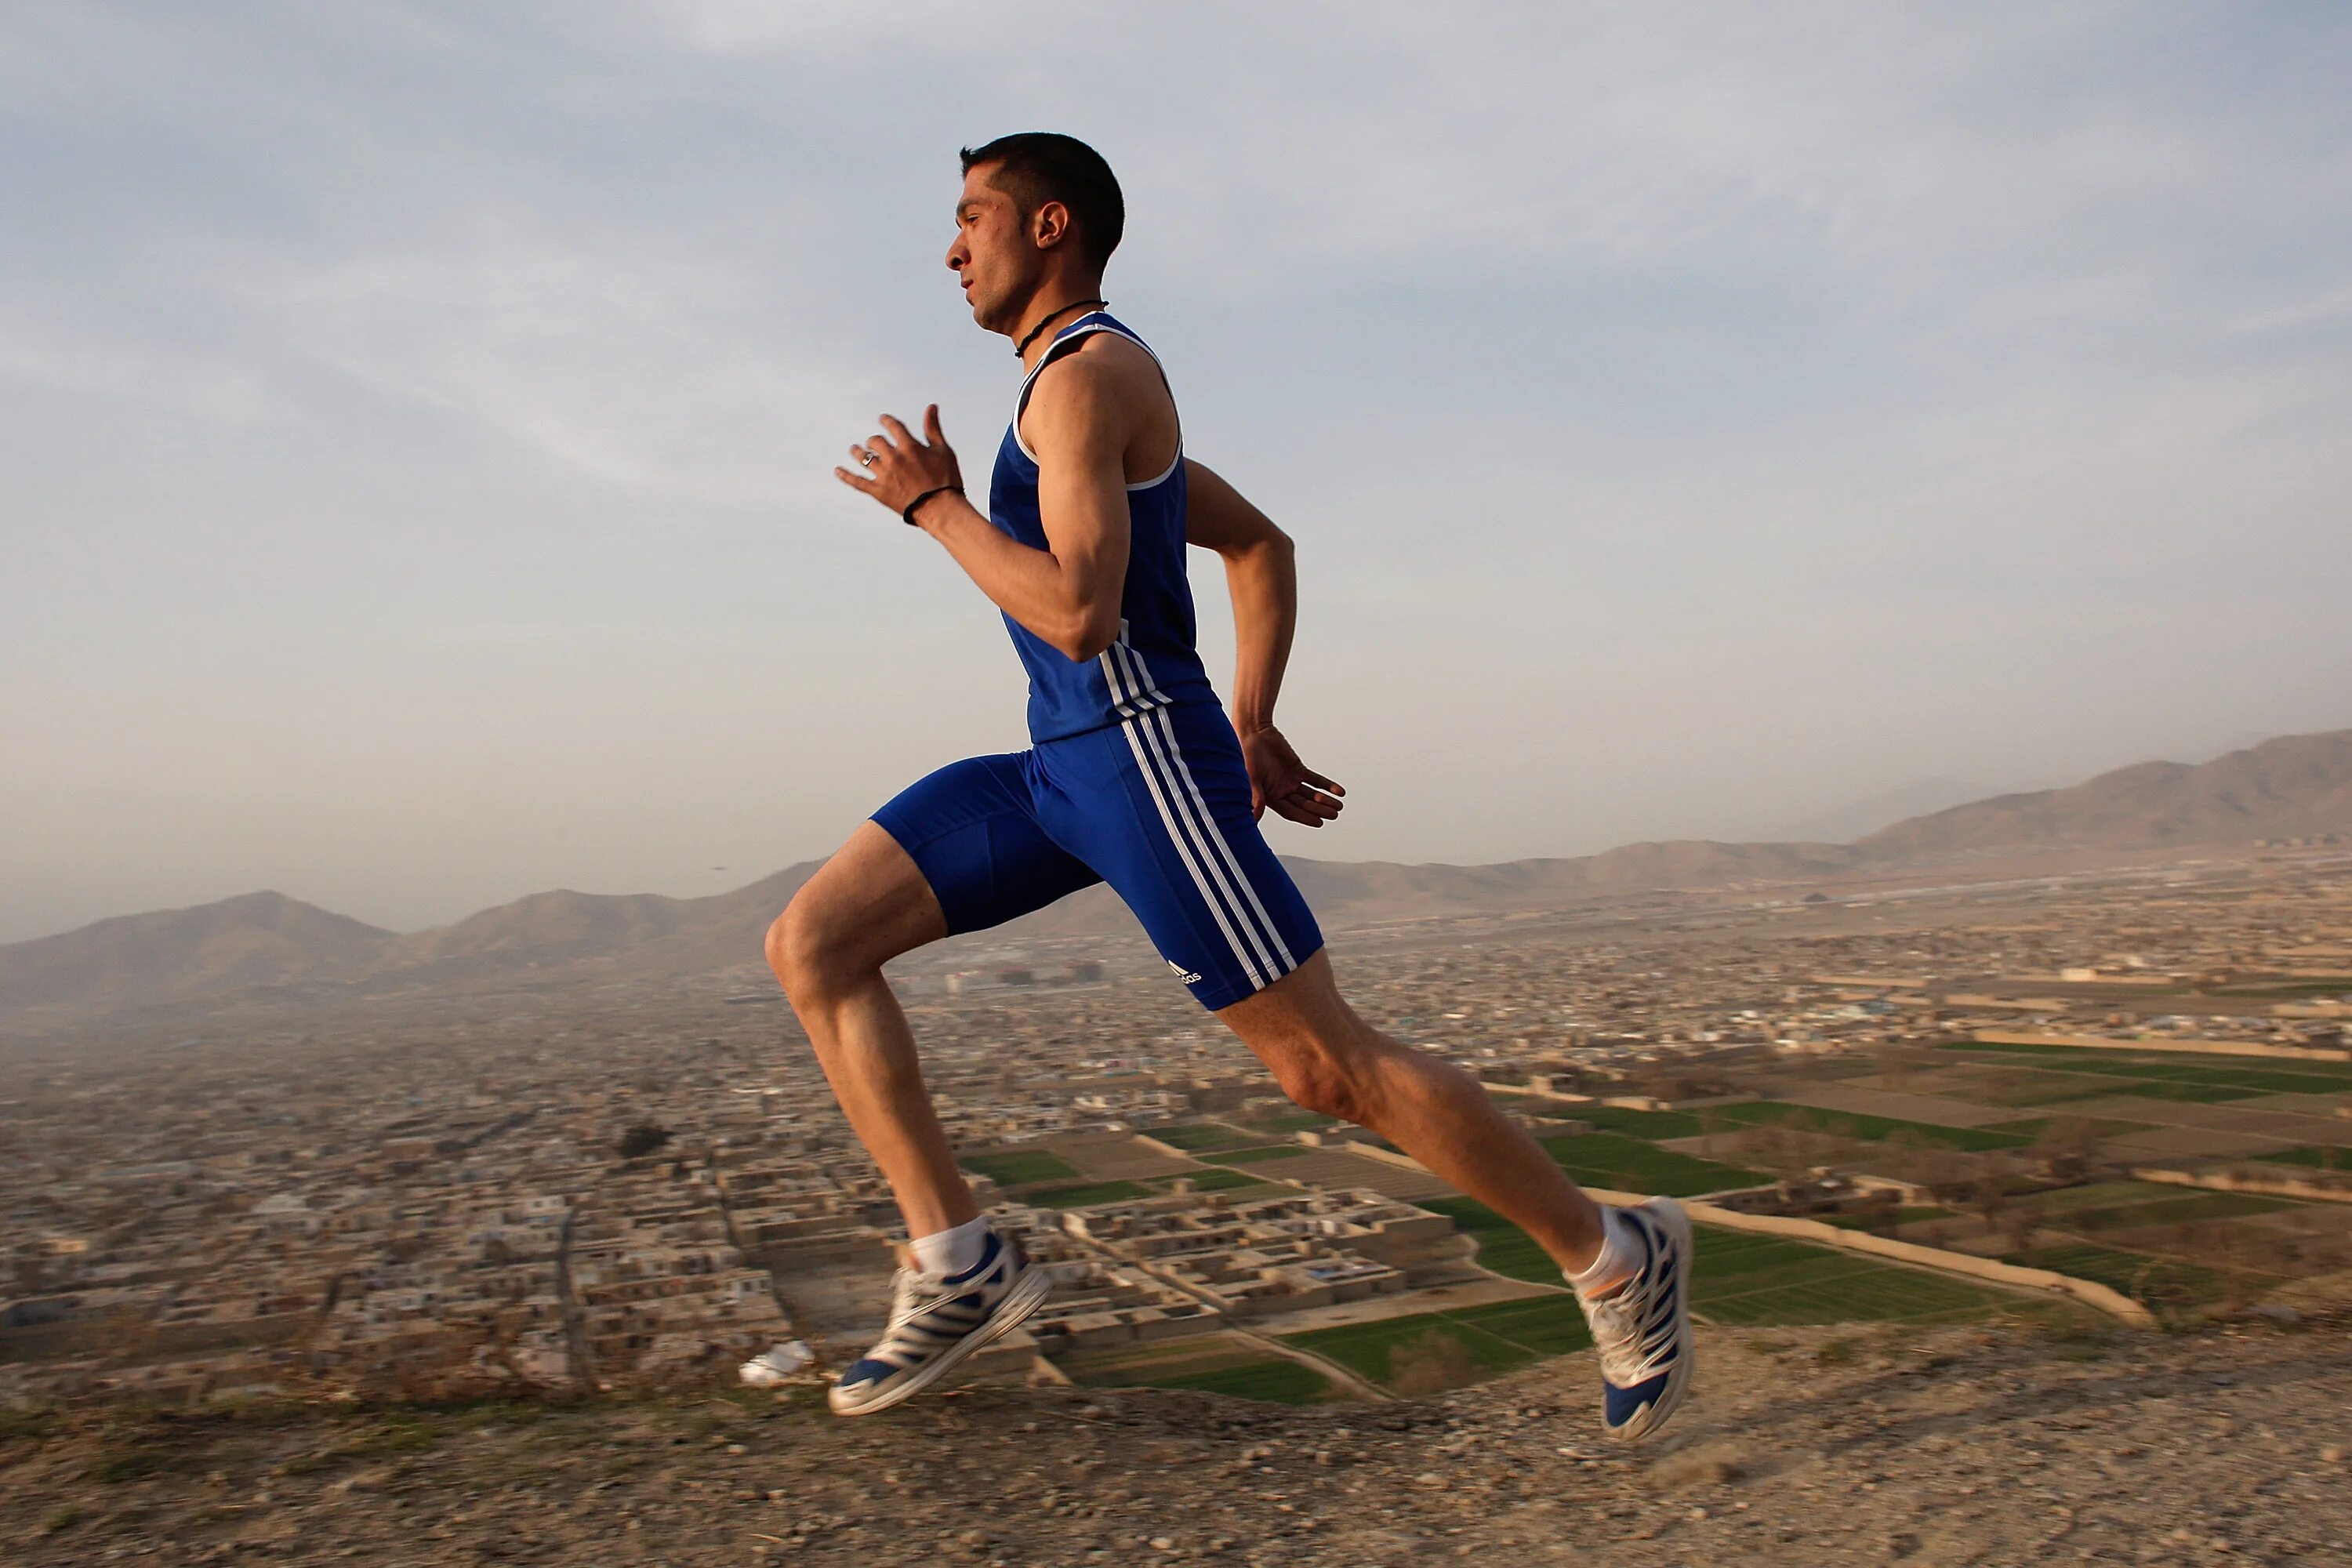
[858,449,877,469]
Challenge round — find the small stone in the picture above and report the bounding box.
[2321,1446,2344,1465]
[1416,1472,1448,1490]
[1151,1538,1177,1552]
[727,1443,748,1456]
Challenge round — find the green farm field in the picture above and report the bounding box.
[1938,1042,2352,1098]
[1704,1102,2033,1152]
[1242,1112,1337,1133]
[1420,1197,2031,1328]
[1203,1145,1313,1166]
[1123,1359,1334,1403]
[1417,1196,1562,1285]
[1539,1131,1765,1196]
[1280,1296,1589,1390]
[1145,1167,1287,1193]
[961,1149,1081,1185]
[2261,1146,2347,1171]
[2057,1190,2296,1229]
[1547,1104,1709,1139]
[1023,1180,1153,1209]
[2004,1241,2237,1310]
[1695,1230,2027,1326]
[1146,1123,1255,1152]
[1283,1221,2033,1389]
[1980,1116,2155,1140]
[1822,1205,1958,1230]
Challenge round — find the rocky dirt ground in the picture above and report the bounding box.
[7,1318,2350,1567]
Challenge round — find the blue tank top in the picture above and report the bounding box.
[987,311,1218,742]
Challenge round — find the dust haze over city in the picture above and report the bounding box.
[7,6,2352,1567]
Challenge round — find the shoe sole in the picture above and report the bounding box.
[1607,1196,1695,1445]
[828,1262,1054,1417]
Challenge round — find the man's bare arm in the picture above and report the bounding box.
[833,368,1132,662]
[1185,459,1295,732]
[1186,459,1345,826]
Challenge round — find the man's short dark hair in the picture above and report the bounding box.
[960,132,1124,270]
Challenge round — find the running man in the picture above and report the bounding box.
[766,132,1693,1439]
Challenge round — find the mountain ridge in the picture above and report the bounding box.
[6,728,2347,1022]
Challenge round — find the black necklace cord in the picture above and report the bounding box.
[1014,297,1109,358]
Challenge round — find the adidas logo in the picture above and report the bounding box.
[1165,959,1204,984]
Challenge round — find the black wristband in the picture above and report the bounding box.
[902,485,962,527]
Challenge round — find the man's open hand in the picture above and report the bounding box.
[835,405,962,520]
[1238,723,1345,826]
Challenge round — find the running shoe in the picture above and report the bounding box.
[1574,1196,1694,1443]
[827,1225,1051,1416]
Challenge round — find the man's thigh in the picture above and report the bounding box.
[1040,706,1324,1011]
[1214,949,1354,1051]
[786,820,954,975]
[869,752,1104,938]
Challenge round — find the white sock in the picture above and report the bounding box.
[1566,1207,1639,1297]
[909,1215,991,1279]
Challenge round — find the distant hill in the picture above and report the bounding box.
[1759,775,2009,845]
[0,891,392,1014]
[1278,839,1866,924]
[373,867,822,989]
[1859,729,2352,858]
[5,728,2347,1023]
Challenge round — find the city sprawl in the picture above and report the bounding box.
[6,847,2350,1410]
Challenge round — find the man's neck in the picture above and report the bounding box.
[1014,289,1107,371]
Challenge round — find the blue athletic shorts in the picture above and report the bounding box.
[872,699,1324,1011]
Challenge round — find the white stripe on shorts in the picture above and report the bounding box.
[1099,642,1269,989]
[1108,636,1294,980]
[1096,630,1279,987]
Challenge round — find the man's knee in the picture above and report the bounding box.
[1266,1040,1375,1124]
[1224,967,1383,1123]
[765,892,848,1000]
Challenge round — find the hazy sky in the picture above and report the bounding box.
[5,2,2350,943]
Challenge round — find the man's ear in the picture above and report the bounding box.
[1032,198,1072,250]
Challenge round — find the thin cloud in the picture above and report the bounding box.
[2,2,2348,940]
[260,220,893,506]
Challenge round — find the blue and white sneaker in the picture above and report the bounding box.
[1574,1197,1694,1443]
[827,1226,1051,1417]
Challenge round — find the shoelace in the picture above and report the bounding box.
[883,1266,963,1334]
[1584,1274,1677,1385]
[851,1269,974,1374]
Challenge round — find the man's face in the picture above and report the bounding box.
[946,164,1044,335]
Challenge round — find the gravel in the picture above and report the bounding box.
[5,1317,2349,1566]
